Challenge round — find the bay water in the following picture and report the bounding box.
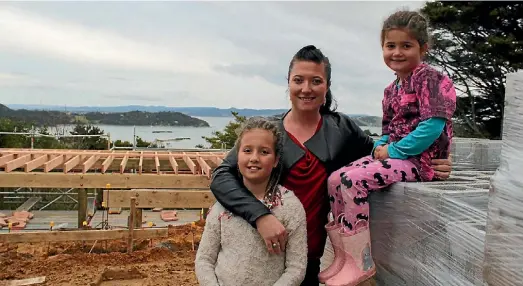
[54,116,381,149]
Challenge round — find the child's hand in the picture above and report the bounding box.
[375,144,389,160]
[373,146,383,159]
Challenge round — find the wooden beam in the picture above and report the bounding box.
[168,152,178,174]
[82,155,100,173]
[197,156,211,179]
[138,151,143,174]
[0,148,227,159]
[5,154,32,172]
[16,197,42,211]
[0,228,168,243]
[211,155,223,166]
[78,188,87,228]
[25,154,48,172]
[103,189,215,209]
[128,197,136,254]
[0,172,212,188]
[44,155,64,173]
[183,153,196,174]
[154,152,160,174]
[101,154,114,173]
[120,152,129,174]
[6,276,46,285]
[0,153,15,166]
[63,155,81,173]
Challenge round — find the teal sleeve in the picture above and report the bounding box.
[371,135,389,157]
[388,117,446,159]
[373,135,389,149]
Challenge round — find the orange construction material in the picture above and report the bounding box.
[160,210,179,222]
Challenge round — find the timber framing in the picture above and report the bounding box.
[103,189,216,209]
[0,228,168,243]
[0,148,227,188]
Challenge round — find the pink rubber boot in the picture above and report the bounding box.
[318,216,345,283]
[325,222,376,286]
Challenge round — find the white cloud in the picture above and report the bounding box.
[0,1,428,115]
[0,7,213,73]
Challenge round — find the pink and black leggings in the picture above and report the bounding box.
[327,155,421,232]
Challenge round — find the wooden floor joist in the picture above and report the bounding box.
[0,228,168,243]
[0,148,226,177]
[0,148,228,188]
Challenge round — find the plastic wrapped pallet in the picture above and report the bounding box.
[321,171,492,286]
[484,71,523,286]
[450,138,502,171]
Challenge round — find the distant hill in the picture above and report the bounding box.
[350,115,382,128]
[6,104,291,118]
[0,104,209,127]
[5,104,381,127]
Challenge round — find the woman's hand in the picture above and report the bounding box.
[432,156,452,180]
[255,214,288,255]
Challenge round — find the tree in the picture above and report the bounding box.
[0,118,67,148]
[33,127,66,149]
[0,118,31,148]
[196,112,246,149]
[68,124,109,150]
[113,136,160,148]
[421,1,523,139]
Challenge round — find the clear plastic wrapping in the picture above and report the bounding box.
[320,72,522,286]
[484,71,523,286]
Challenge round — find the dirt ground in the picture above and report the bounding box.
[0,223,204,286]
[0,221,378,286]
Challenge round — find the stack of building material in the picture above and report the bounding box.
[450,138,502,171]
[484,71,523,286]
[0,210,34,230]
[319,171,492,285]
[369,178,490,285]
[0,212,6,228]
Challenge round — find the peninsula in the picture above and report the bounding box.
[0,104,210,127]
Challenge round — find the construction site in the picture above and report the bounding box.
[0,71,522,286]
[0,149,222,285]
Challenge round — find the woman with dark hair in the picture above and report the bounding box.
[209,45,452,285]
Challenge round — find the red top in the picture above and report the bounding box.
[282,119,329,259]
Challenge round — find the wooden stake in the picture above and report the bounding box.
[191,222,195,251]
[127,197,136,254]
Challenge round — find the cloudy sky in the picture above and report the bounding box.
[0,1,425,116]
